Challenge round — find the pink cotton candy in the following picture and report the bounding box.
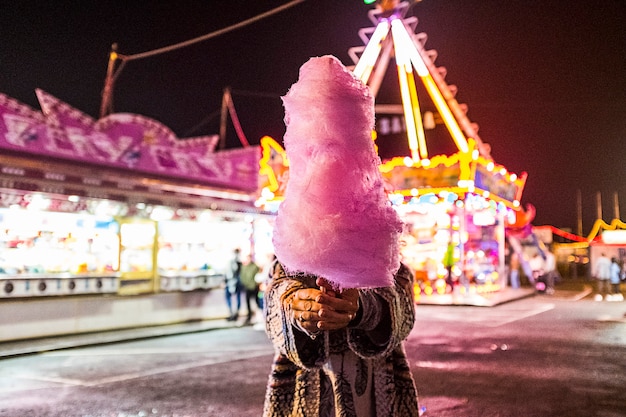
[272,55,403,289]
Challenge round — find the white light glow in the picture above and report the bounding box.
[391,19,429,76]
[389,18,469,153]
[149,206,174,221]
[353,21,390,83]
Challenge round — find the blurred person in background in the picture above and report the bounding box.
[542,248,557,295]
[608,257,624,301]
[240,254,261,325]
[593,252,611,301]
[225,248,242,321]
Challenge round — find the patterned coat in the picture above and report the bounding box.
[263,261,419,417]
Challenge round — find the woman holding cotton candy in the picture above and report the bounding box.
[262,56,419,417]
[263,260,419,417]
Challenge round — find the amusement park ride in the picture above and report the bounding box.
[259,0,527,213]
[254,0,534,298]
[351,0,485,161]
[351,1,527,210]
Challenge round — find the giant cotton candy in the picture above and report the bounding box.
[272,55,403,289]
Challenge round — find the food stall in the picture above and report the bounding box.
[0,89,272,341]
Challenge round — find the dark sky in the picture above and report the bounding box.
[1,0,625,235]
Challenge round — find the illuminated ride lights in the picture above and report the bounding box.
[350,2,473,162]
[349,1,527,212]
[258,1,527,218]
[379,139,526,211]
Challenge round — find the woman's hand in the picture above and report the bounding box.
[287,287,324,334]
[315,278,360,330]
[285,278,360,333]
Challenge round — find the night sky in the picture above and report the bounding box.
[1,0,625,235]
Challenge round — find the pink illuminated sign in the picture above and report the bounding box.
[0,90,259,192]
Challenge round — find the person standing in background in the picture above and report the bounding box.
[543,248,557,295]
[509,251,521,289]
[239,254,261,325]
[225,248,242,321]
[608,257,623,301]
[528,251,545,289]
[253,253,276,331]
[593,252,611,301]
[256,254,276,309]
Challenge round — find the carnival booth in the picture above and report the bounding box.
[587,221,626,281]
[0,90,273,341]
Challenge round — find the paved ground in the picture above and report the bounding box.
[0,281,568,358]
[1,280,625,417]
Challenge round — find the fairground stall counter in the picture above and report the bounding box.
[0,90,274,342]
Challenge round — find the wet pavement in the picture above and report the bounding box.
[0,318,237,359]
[1,282,625,416]
[0,279,592,359]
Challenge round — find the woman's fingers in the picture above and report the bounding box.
[316,314,352,330]
[316,292,358,315]
[297,309,319,325]
[289,285,360,332]
[290,289,323,332]
[294,289,322,312]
